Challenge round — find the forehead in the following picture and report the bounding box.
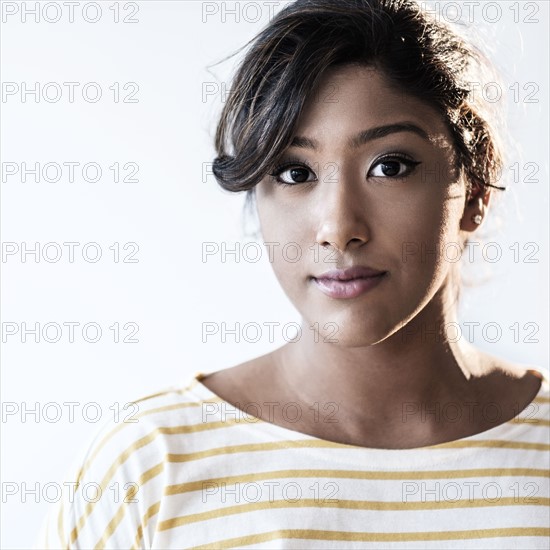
[295,64,452,149]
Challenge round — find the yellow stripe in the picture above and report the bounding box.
[93,501,127,550]
[431,440,549,451]
[509,419,550,427]
[168,439,549,462]
[508,416,550,426]
[56,501,66,548]
[142,462,165,483]
[164,467,550,497]
[169,467,550,495]
[130,501,161,550]
[533,396,550,404]
[92,463,164,549]
[189,527,550,549]
[158,497,550,532]
[168,439,361,462]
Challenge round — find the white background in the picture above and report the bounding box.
[1,1,548,547]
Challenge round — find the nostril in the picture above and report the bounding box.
[321,241,343,252]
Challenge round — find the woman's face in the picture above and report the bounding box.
[255,65,478,346]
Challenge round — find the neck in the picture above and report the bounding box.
[274,289,490,431]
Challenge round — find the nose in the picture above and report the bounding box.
[314,170,370,252]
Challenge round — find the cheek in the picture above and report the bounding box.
[388,188,465,285]
[255,191,307,289]
[257,200,302,251]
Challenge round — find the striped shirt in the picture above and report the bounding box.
[37,367,550,549]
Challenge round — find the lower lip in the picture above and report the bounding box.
[312,273,387,299]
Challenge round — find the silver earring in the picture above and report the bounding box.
[472,214,483,225]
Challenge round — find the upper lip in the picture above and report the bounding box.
[313,266,387,281]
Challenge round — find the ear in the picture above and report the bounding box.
[460,183,491,232]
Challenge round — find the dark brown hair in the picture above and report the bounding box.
[211,0,505,206]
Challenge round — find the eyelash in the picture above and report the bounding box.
[268,157,317,188]
[268,153,422,187]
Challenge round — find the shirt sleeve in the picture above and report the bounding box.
[34,412,168,550]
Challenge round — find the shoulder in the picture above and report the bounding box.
[36,375,207,549]
[482,360,550,434]
[77,375,209,469]
[469,347,548,405]
[525,365,550,416]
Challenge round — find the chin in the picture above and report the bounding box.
[305,310,393,348]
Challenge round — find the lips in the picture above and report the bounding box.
[310,266,388,299]
[313,266,387,281]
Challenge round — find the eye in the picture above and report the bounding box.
[269,159,317,186]
[368,154,421,178]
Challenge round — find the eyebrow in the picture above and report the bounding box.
[289,122,430,150]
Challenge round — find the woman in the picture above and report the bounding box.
[38,0,549,548]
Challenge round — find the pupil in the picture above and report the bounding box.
[291,168,308,182]
[381,162,400,176]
